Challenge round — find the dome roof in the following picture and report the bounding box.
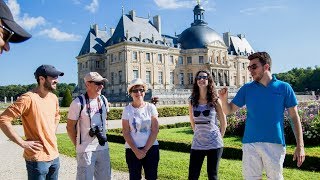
[178,25,225,49]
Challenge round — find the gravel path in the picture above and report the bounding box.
[0,116,189,179]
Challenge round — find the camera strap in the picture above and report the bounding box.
[77,93,106,144]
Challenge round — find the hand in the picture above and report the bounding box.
[21,140,43,153]
[293,146,305,167]
[218,87,228,100]
[133,149,146,160]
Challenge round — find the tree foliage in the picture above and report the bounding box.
[275,66,320,93]
[60,88,73,107]
[0,83,77,101]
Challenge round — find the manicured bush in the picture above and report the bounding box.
[60,89,72,107]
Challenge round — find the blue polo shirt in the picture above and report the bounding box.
[232,75,297,146]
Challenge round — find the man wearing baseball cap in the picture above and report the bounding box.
[0,64,64,179]
[67,72,112,180]
[0,0,31,54]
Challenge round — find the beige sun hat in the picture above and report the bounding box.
[127,78,148,93]
[84,72,108,83]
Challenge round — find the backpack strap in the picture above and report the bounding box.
[77,95,84,144]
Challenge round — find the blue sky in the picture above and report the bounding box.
[0,0,319,85]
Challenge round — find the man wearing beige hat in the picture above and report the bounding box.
[67,72,111,180]
[0,0,31,55]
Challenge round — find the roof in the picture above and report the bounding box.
[107,14,165,46]
[229,35,254,55]
[78,25,109,56]
[178,25,225,49]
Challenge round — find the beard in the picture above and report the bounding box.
[44,79,56,92]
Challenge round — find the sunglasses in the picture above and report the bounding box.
[89,81,104,86]
[247,64,259,71]
[0,25,14,43]
[196,76,208,80]
[193,110,210,117]
[131,89,145,93]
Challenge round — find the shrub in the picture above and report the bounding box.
[60,89,72,107]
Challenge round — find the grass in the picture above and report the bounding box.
[57,132,320,180]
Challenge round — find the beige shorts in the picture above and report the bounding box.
[242,142,286,180]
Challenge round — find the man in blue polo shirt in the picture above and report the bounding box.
[218,52,305,179]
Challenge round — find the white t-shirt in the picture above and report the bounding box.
[68,94,109,153]
[121,102,159,148]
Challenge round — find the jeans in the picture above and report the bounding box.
[126,145,159,180]
[26,157,60,180]
[188,148,223,180]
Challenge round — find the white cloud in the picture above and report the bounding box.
[38,28,81,42]
[154,0,194,9]
[7,0,46,30]
[85,0,99,13]
[240,5,285,15]
[154,0,214,11]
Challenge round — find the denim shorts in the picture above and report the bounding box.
[25,157,60,180]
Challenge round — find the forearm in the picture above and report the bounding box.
[0,122,25,148]
[291,118,304,147]
[144,129,159,151]
[123,132,139,151]
[66,129,77,146]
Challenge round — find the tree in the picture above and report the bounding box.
[61,88,72,107]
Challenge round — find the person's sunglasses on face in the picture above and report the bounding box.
[196,75,208,80]
[89,81,104,86]
[247,64,259,71]
[1,25,14,43]
[131,89,145,93]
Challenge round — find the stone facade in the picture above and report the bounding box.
[76,3,254,103]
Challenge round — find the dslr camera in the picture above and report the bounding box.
[89,126,107,146]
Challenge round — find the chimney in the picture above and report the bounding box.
[153,15,161,35]
[129,10,136,21]
[93,24,98,36]
[110,28,115,36]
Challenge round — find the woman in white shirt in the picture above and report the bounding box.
[121,78,159,180]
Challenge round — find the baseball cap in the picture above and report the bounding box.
[84,72,108,83]
[34,65,64,78]
[0,0,31,43]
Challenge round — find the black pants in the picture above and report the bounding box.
[125,145,160,180]
[188,148,223,180]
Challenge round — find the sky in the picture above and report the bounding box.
[0,0,319,85]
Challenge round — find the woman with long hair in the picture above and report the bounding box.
[121,78,159,180]
[188,70,227,180]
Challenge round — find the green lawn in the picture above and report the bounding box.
[57,132,320,180]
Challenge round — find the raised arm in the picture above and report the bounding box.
[218,87,239,115]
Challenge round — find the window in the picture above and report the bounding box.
[234,62,237,68]
[102,60,105,68]
[199,56,204,64]
[110,54,114,63]
[133,70,139,79]
[222,56,226,64]
[119,52,123,61]
[170,56,174,64]
[79,63,82,70]
[234,76,237,85]
[188,73,193,84]
[85,62,88,68]
[242,63,245,70]
[146,53,151,62]
[158,54,162,63]
[158,71,163,84]
[119,71,122,83]
[178,56,183,65]
[146,71,151,84]
[133,51,138,60]
[179,73,184,85]
[187,57,192,64]
[95,61,100,68]
[170,71,174,84]
[111,72,114,85]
